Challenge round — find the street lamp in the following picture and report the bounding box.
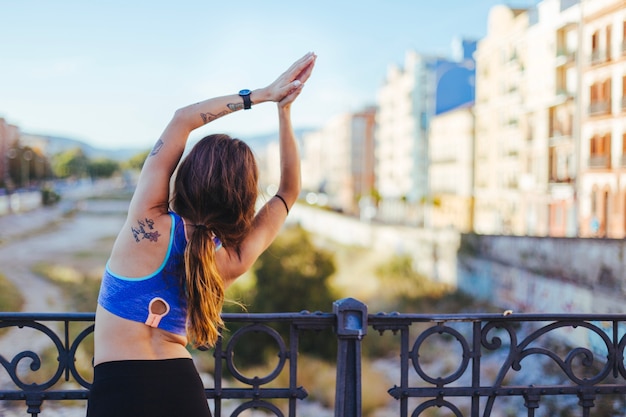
[6,148,17,189]
[22,149,32,189]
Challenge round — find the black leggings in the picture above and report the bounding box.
[86,358,212,417]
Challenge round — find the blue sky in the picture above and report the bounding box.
[1,0,538,150]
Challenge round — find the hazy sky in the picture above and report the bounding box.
[1,0,538,150]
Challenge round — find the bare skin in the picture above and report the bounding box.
[94,53,317,365]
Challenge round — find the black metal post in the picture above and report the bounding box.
[333,298,367,417]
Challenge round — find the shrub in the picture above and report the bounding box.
[0,272,24,312]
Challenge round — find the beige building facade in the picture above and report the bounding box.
[474,5,534,235]
[300,107,376,216]
[375,51,432,224]
[578,0,626,238]
[544,0,583,237]
[428,104,475,232]
[474,0,603,237]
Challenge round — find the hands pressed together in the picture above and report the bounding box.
[265,52,317,108]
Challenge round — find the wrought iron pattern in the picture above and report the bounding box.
[371,312,626,417]
[1,308,626,417]
[0,311,334,417]
[0,313,94,416]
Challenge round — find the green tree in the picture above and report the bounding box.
[5,145,53,189]
[88,158,120,178]
[252,225,337,314]
[124,149,151,171]
[374,255,447,311]
[0,272,24,312]
[52,148,89,179]
[224,225,338,365]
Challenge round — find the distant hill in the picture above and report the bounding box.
[240,127,316,153]
[20,134,150,162]
[19,127,317,162]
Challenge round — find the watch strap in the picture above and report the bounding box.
[239,89,252,110]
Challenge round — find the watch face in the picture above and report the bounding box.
[239,89,251,96]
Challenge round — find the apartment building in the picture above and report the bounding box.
[376,43,475,225]
[375,50,431,224]
[300,107,376,216]
[0,118,19,190]
[301,129,325,196]
[474,5,535,235]
[473,1,589,237]
[428,104,475,232]
[350,107,377,217]
[544,0,584,237]
[578,0,626,238]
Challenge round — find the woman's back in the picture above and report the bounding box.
[94,211,190,365]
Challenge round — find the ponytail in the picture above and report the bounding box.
[171,133,259,348]
[184,228,224,348]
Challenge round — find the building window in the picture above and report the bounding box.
[589,79,612,115]
[589,133,611,168]
[591,30,601,63]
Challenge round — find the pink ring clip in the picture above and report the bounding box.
[145,297,170,328]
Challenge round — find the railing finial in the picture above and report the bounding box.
[333,297,368,339]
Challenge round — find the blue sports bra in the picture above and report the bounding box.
[97,212,221,336]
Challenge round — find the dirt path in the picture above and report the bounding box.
[0,201,127,417]
[0,204,127,312]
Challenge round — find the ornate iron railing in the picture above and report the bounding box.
[1,300,626,417]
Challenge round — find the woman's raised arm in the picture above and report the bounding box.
[220,52,317,281]
[129,52,317,217]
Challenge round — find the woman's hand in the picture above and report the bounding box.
[264,52,317,105]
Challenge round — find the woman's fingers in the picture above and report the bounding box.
[268,52,316,103]
[279,79,308,107]
[285,52,316,83]
[280,54,315,103]
[295,58,316,84]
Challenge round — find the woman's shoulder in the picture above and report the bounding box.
[125,211,174,244]
[108,210,178,277]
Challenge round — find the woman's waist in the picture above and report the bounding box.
[94,306,190,365]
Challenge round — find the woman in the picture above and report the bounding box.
[87,52,317,417]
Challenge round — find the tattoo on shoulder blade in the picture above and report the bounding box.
[131,217,161,243]
[227,102,244,111]
[150,139,164,156]
[200,109,230,124]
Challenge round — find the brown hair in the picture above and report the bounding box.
[171,134,258,347]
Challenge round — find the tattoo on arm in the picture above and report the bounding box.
[227,102,244,111]
[200,102,242,124]
[131,217,161,243]
[200,109,230,124]
[150,139,164,156]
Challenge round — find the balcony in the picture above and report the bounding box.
[549,124,572,139]
[555,88,575,102]
[2,301,626,417]
[589,100,611,116]
[549,173,574,184]
[555,49,576,66]
[590,49,607,65]
[589,155,611,169]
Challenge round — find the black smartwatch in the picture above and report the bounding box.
[238,89,252,110]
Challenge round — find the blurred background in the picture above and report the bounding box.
[3,1,626,416]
